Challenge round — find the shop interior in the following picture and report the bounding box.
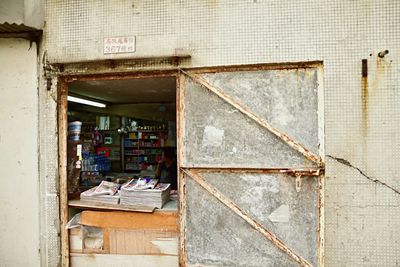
[66,76,178,209]
[65,75,181,260]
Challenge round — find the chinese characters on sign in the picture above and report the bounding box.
[103,36,136,54]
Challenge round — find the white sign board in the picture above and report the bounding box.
[103,36,136,54]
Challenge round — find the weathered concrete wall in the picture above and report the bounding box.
[186,173,318,266]
[44,1,400,266]
[183,70,319,169]
[0,38,40,266]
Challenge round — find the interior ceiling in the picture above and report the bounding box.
[68,77,176,104]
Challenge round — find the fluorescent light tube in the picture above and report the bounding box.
[67,96,106,108]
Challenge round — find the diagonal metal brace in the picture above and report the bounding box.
[182,168,313,267]
[182,70,322,165]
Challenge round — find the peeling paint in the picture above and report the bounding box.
[268,204,290,223]
[201,125,224,148]
[228,146,238,155]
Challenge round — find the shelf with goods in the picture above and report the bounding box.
[79,135,120,169]
[76,116,123,173]
[122,130,172,172]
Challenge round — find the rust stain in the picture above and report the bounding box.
[361,76,368,136]
[177,73,188,267]
[185,166,323,176]
[317,175,325,267]
[65,69,178,83]
[360,59,368,137]
[375,57,383,88]
[361,57,392,137]
[59,61,322,81]
[178,171,187,265]
[185,61,322,74]
[374,56,391,88]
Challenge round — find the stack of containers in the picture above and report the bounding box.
[68,121,82,141]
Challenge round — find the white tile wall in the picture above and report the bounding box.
[44,1,400,265]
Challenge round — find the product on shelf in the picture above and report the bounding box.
[123,126,169,172]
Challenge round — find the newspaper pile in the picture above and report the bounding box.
[120,178,171,208]
[80,181,120,204]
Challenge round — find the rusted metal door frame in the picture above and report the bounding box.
[57,70,180,267]
[58,78,69,267]
[177,63,325,267]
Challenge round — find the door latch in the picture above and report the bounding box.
[295,173,302,193]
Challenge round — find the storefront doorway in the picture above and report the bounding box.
[59,71,180,267]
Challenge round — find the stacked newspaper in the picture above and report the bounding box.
[120,178,171,208]
[80,181,120,204]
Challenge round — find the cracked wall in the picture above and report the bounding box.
[44,1,400,266]
[327,155,400,196]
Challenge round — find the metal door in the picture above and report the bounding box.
[178,64,324,267]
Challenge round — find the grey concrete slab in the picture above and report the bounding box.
[202,68,319,155]
[183,76,317,168]
[200,172,319,266]
[185,177,297,267]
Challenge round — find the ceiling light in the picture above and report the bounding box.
[67,96,106,108]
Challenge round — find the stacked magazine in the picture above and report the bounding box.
[80,181,120,204]
[120,178,171,208]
